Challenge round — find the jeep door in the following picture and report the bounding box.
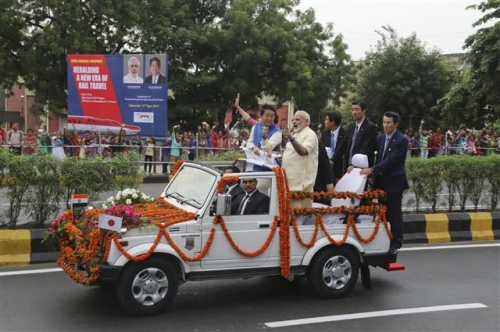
[200,175,279,269]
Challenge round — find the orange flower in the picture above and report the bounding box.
[170,159,184,176]
[217,176,240,193]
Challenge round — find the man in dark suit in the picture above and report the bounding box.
[359,111,409,255]
[144,57,167,84]
[234,178,270,215]
[336,101,377,174]
[314,139,335,205]
[320,110,347,182]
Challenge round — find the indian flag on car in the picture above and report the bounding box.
[71,194,89,208]
[98,214,123,232]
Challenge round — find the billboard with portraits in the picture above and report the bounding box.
[67,54,168,138]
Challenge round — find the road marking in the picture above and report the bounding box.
[401,243,499,251]
[0,268,62,277]
[265,303,488,328]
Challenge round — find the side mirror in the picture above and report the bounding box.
[216,194,232,216]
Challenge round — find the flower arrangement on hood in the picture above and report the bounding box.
[101,204,151,229]
[103,188,154,207]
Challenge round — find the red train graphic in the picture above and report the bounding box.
[67,115,141,135]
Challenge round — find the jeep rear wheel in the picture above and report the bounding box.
[308,247,359,299]
[116,257,179,316]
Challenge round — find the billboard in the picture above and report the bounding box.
[67,54,168,138]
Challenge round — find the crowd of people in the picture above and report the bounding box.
[404,120,500,157]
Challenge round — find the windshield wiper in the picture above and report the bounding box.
[180,198,201,206]
[165,192,185,199]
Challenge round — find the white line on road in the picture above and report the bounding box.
[0,268,62,277]
[265,303,488,328]
[401,243,499,251]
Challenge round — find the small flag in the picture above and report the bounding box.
[98,214,123,232]
[71,193,89,208]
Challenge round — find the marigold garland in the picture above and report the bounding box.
[217,176,240,193]
[170,159,184,176]
[273,167,291,277]
[214,215,278,256]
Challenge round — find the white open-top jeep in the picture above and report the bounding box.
[53,157,404,316]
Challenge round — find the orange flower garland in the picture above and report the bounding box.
[290,211,319,247]
[291,189,386,201]
[273,167,291,277]
[214,215,278,257]
[170,159,184,176]
[217,176,240,193]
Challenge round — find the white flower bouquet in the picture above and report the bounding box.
[104,188,154,207]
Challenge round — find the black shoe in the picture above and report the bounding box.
[389,247,399,255]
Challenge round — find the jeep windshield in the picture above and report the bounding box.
[164,164,218,209]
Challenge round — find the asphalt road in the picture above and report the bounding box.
[1,242,499,332]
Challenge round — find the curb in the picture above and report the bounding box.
[402,212,500,244]
[1,212,499,266]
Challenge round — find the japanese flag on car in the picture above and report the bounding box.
[98,214,123,232]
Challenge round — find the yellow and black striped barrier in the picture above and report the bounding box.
[0,229,58,266]
[1,212,499,266]
[403,212,500,244]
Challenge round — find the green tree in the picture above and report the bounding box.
[0,0,26,92]
[436,68,485,129]
[355,26,453,130]
[464,0,500,123]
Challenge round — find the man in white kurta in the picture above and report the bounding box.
[282,111,318,208]
[123,56,144,83]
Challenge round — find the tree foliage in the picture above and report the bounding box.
[1,0,355,130]
[436,68,485,129]
[354,26,453,131]
[463,0,500,124]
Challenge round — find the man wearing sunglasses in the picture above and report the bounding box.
[234,178,270,215]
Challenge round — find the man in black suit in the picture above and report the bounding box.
[314,139,335,205]
[320,110,347,182]
[359,111,409,255]
[336,101,377,174]
[234,178,270,215]
[144,57,167,84]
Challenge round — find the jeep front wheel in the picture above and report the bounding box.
[116,257,179,316]
[308,247,359,299]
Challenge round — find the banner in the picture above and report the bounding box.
[67,54,168,138]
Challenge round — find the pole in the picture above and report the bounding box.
[21,95,26,131]
[44,100,49,133]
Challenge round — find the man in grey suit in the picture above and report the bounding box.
[359,111,409,255]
